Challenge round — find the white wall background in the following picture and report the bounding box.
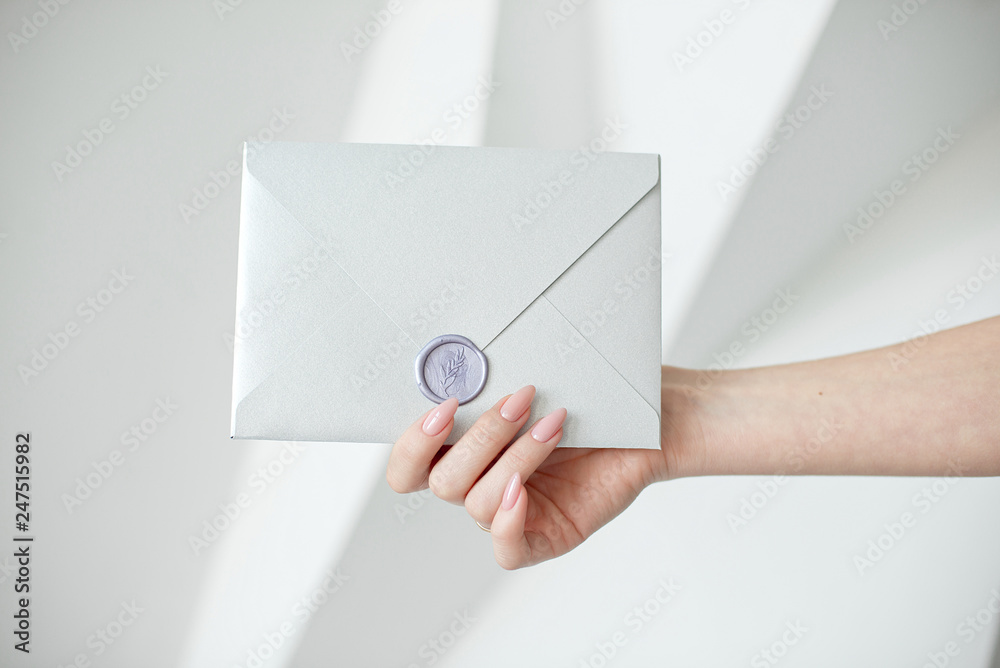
[1,0,998,666]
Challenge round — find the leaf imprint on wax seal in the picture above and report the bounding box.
[440,347,467,396]
[415,334,487,405]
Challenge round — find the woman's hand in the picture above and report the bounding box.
[392,313,1000,566]
[386,385,669,569]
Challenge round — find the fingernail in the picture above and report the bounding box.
[500,385,535,422]
[422,397,459,436]
[530,407,567,443]
[502,471,520,511]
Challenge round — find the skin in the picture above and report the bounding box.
[386,315,1000,570]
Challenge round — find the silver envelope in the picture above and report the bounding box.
[230,141,661,449]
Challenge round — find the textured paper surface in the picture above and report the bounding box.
[231,142,661,448]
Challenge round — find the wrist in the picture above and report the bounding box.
[657,359,863,480]
[656,366,714,481]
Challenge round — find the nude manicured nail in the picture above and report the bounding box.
[502,471,521,511]
[530,407,567,443]
[422,397,458,436]
[500,385,535,422]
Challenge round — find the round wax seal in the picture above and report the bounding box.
[415,335,488,404]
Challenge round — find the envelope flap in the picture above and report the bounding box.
[231,165,362,418]
[245,142,659,351]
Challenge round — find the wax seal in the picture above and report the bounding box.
[415,334,488,404]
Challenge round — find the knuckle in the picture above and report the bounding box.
[463,489,490,524]
[427,466,444,496]
[412,473,430,492]
[468,415,505,450]
[385,462,410,494]
[386,468,401,493]
[619,451,655,495]
[427,466,458,502]
[395,438,423,471]
[501,446,530,473]
[495,543,531,571]
[387,452,422,494]
[496,554,519,571]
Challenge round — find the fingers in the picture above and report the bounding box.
[427,385,536,504]
[386,397,459,493]
[491,471,531,570]
[387,386,570,571]
[464,407,567,524]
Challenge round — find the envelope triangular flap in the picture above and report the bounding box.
[244,142,659,353]
[231,167,361,414]
[542,179,662,413]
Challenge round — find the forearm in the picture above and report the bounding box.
[660,316,1000,479]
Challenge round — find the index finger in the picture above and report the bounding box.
[386,398,458,493]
